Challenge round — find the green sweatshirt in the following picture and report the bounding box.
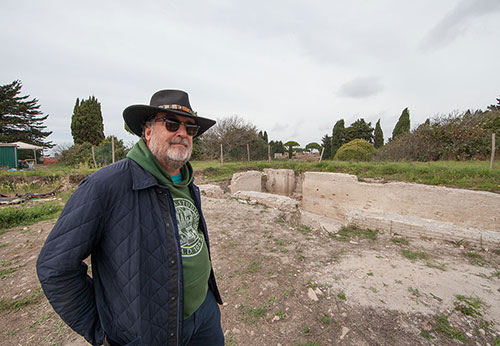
[127,140,211,319]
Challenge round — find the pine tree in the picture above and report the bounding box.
[374,119,384,148]
[331,119,345,158]
[71,96,105,145]
[0,80,53,147]
[344,119,374,143]
[392,107,410,139]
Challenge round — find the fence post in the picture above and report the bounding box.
[220,144,223,165]
[111,136,115,163]
[247,144,250,162]
[319,147,325,163]
[268,145,271,163]
[91,146,97,168]
[491,133,496,169]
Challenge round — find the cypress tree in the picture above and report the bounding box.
[392,107,410,139]
[321,134,332,159]
[374,119,384,148]
[331,119,345,158]
[71,96,105,145]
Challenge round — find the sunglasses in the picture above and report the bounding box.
[154,117,200,136]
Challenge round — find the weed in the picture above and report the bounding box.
[433,314,465,341]
[30,312,53,328]
[471,261,484,267]
[301,325,310,334]
[238,304,270,323]
[275,310,286,319]
[333,225,378,242]
[425,261,446,271]
[419,328,434,340]
[391,237,410,246]
[491,271,500,279]
[298,224,311,235]
[337,292,346,301]
[401,249,430,261]
[225,332,237,346]
[367,272,374,276]
[369,287,377,293]
[454,295,484,316]
[0,288,44,311]
[283,289,296,297]
[275,217,285,224]
[321,314,331,325]
[275,240,284,246]
[394,280,403,285]
[408,287,421,297]
[0,202,63,229]
[0,243,9,248]
[268,296,276,304]
[246,261,261,274]
[464,251,483,259]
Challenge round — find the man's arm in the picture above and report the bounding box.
[37,178,105,346]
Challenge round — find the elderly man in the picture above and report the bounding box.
[37,90,223,346]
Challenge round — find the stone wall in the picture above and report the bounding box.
[301,172,500,244]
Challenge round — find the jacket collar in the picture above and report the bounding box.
[128,158,159,190]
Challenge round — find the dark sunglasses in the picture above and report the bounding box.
[154,117,200,136]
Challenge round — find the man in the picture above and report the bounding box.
[37,90,224,346]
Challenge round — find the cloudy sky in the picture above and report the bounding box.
[1,0,499,150]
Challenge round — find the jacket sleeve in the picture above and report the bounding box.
[36,178,106,346]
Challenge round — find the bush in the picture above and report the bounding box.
[334,139,376,161]
[57,136,129,167]
[375,109,499,161]
[0,203,63,229]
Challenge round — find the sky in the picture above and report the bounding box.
[1,0,499,152]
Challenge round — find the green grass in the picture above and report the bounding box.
[401,249,430,261]
[333,225,378,242]
[238,304,270,323]
[391,237,410,246]
[337,292,346,301]
[0,202,63,229]
[454,295,484,316]
[0,288,44,311]
[191,160,500,193]
[433,314,465,341]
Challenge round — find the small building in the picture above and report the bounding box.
[0,143,18,168]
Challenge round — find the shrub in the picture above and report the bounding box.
[334,139,376,161]
[375,109,499,161]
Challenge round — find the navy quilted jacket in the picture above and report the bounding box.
[36,158,221,346]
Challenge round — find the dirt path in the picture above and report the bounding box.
[1,195,499,345]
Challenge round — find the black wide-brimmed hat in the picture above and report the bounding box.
[123,89,216,137]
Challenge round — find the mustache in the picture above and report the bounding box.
[169,137,189,146]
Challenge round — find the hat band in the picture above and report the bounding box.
[158,104,195,116]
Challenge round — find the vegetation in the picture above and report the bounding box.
[376,109,499,161]
[55,136,129,167]
[70,96,105,145]
[332,225,378,242]
[374,119,384,148]
[331,119,345,158]
[334,139,376,161]
[343,118,374,144]
[0,202,63,229]
[392,107,411,140]
[0,80,53,148]
[284,141,300,159]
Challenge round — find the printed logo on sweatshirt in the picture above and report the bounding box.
[174,198,203,257]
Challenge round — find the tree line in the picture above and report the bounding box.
[1,79,498,166]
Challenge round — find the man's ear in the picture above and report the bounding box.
[144,125,153,145]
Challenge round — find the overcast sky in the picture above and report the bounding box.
[1,0,499,150]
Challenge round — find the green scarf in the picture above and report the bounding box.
[126,139,193,186]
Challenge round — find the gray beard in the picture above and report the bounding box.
[148,137,192,171]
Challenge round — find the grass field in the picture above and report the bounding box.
[191,160,500,194]
[1,160,499,194]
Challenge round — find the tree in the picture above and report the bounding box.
[0,80,53,147]
[269,140,285,156]
[487,95,500,112]
[392,107,410,140]
[321,134,332,159]
[344,118,374,143]
[198,115,267,160]
[258,130,269,143]
[283,141,300,159]
[331,119,345,158]
[305,142,322,153]
[71,96,105,145]
[374,119,384,148]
